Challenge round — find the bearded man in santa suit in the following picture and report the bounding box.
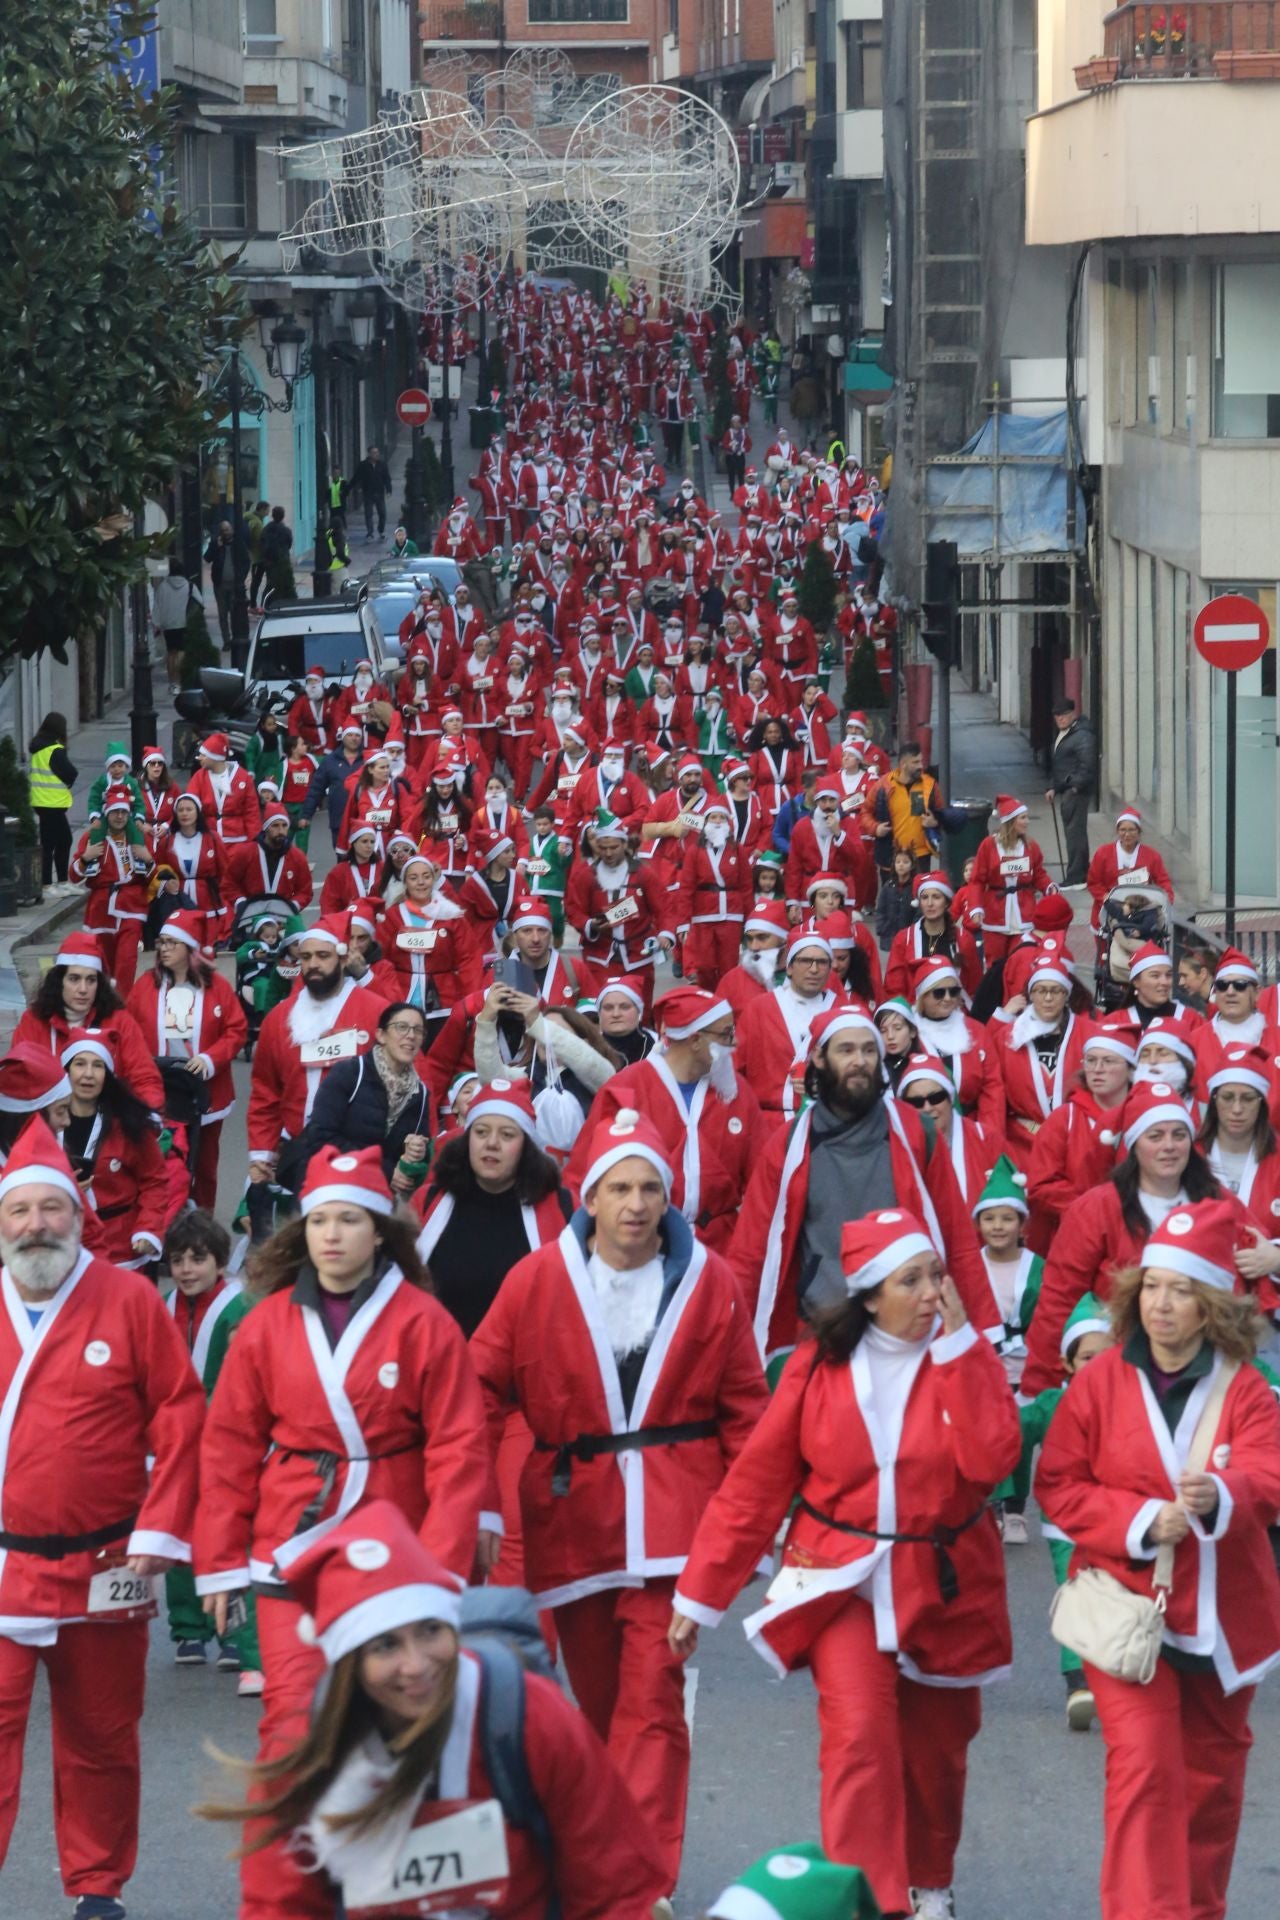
[564,988,759,1255]
[730,1007,1001,1367]
[0,1118,204,1915]
[469,1109,767,1893]
[225,805,313,915]
[719,899,790,1020]
[246,917,385,1198]
[736,927,843,1132]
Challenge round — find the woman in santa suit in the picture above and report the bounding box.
[1021,1081,1247,1398]
[60,1027,172,1269]
[987,959,1089,1170]
[381,853,483,1040]
[395,650,436,770]
[193,1143,493,1920]
[1026,1026,1134,1243]
[1037,1199,1280,1920]
[138,744,181,851]
[470,772,530,866]
[1085,802,1176,930]
[884,873,983,1003]
[125,909,248,1209]
[670,1210,1020,1920]
[910,955,1008,1142]
[896,1052,1002,1211]
[13,933,164,1112]
[158,790,230,932]
[746,716,803,827]
[203,1501,666,1920]
[969,795,1056,963]
[1199,1047,1280,1316]
[338,749,414,863]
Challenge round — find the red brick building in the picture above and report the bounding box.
[418,0,659,88]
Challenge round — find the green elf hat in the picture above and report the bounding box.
[104,740,131,768]
[592,807,626,840]
[873,995,921,1034]
[754,849,785,872]
[1062,1290,1110,1358]
[972,1153,1029,1219]
[708,1844,881,1920]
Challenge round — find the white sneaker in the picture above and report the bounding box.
[237,1669,265,1698]
[1002,1511,1029,1545]
[911,1890,956,1920]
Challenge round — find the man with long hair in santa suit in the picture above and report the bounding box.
[0,1118,204,1917]
[735,926,843,1135]
[730,1006,1003,1371]
[245,917,386,1196]
[563,987,760,1257]
[469,1108,767,1896]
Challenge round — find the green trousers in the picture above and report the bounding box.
[165,1565,261,1669]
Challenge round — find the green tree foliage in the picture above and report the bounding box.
[844,635,889,711]
[0,2,245,667]
[0,736,38,848]
[796,538,838,634]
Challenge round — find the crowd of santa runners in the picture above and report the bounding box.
[5,268,1280,1920]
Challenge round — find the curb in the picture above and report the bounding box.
[0,892,87,1032]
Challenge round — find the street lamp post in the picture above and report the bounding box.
[440,261,456,508]
[226,348,251,668]
[311,298,331,599]
[129,505,157,768]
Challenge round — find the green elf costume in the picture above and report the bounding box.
[708,1843,881,1920]
[87,743,146,841]
[522,821,572,941]
[696,691,735,784]
[974,1156,1044,1524]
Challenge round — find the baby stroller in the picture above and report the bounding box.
[1094,882,1171,1012]
[228,894,303,1059]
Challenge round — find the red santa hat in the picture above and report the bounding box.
[912,872,954,903]
[840,1209,935,1297]
[579,1107,673,1198]
[1206,1044,1273,1100]
[160,908,209,953]
[1032,893,1074,932]
[510,896,552,932]
[305,663,327,682]
[911,954,962,1001]
[805,870,848,902]
[464,1078,539,1141]
[286,1500,462,1665]
[199,732,230,760]
[55,934,103,973]
[1140,1198,1242,1295]
[809,1005,882,1052]
[744,899,789,939]
[676,753,703,777]
[814,910,854,952]
[102,783,133,813]
[845,711,870,734]
[0,1045,72,1114]
[140,746,166,769]
[1134,1015,1197,1069]
[786,926,832,965]
[655,987,731,1039]
[839,737,865,762]
[896,1051,958,1102]
[302,916,350,954]
[812,779,843,803]
[1116,804,1143,828]
[722,757,751,785]
[1105,1080,1194,1151]
[1082,1024,1137,1066]
[596,975,647,1013]
[0,1114,80,1207]
[1028,959,1073,992]
[262,806,291,831]
[347,898,383,939]
[472,829,514,867]
[60,1027,116,1074]
[1215,947,1260,986]
[993,795,1027,825]
[299,1143,394,1220]
[1127,942,1172,981]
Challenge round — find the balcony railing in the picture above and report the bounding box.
[424,3,504,40]
[1086,4,1280,84]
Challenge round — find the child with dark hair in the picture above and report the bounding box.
[162,1211,263,1695]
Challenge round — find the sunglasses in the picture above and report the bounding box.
[1215,981,1251,993]
[926,984,963,1000]
[904,1088,951,1108]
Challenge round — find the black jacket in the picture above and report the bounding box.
[294,1050,432,1186]
[875,877,917,949]
[1049,717,1098,796]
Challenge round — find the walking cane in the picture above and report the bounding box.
[1047,792,1068,879]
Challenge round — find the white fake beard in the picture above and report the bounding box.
[287,980,350,1046]
[704,821,730,852]
[0,1230,79,1296]
[741,946,781,987]
[920,1007,972,1055]
[416,894,464,921]
[1134,1059,1189,1092]
[708,1041,738,1101]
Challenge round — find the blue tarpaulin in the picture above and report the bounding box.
[923,410,1085,557]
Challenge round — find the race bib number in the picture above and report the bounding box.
[524,858,549,876]
[1118,866,1150,888]
[88,1558,156,1616]
[397,930,441,953]
[604,896,639,926]
[999,857,1031,879]
[300,1030,359,1066]
[473,676,492,691]
[557,774,580,793]
[366,809,393,827]
[348,1799,510,1916]
[840,794,862,816]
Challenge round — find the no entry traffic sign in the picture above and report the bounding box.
[396,387,431,427]
[1193,592,1270,672]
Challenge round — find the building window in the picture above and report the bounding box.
[845,20,883,109]
[668,0,678,36]
[526,0,628,21]
[1212,262,1280,438]
[180,133,252,234]
[1171,259,1191,435]
[245,0,278,39]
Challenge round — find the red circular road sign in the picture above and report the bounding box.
[396,387,431,426]
[1193,592,1270,672]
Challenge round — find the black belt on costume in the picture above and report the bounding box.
[280,1443,419,1536]
[796,1495,988,1605]
[0,1513,138,1560]
[535,1420,718,1498]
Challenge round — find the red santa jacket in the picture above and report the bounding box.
[674,1325,1019,1681]
[126,965,248,1126]
[988,1009,1090,1164]
[783,814,875,913]
[912,1012,1008,1140]
[72,1118,173,1267]
[1038,1346,1280,1693]
[1025,1088,1122,1230]
[70,830,152,930]
[12,1006,164,1113]
[736,986,841,1129]
[969,834,1055,936]
[748,747,803,823]
[320,857,383,917]
[564,767,650,840]
[382,895,483,1012]
[674,838,752,939]
[1085,838,1176,927]
[225,837,313,913]
[337,781,415,858]
[565,858,672,974]
[246,979,385,1154]
[193,1264,490,1593]
[187,764,262,845]
[885,923,984,1002]
[287,690,335,753]
[730,1098,1001,1360]
[0,1250,203,1623]
[468,1212,766,1605]
[157,825,229,919]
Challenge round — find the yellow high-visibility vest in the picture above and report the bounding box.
[29,744,72,809]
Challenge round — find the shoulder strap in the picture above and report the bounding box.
[1153,1358,1241,1593]
[472,1640,557,1891]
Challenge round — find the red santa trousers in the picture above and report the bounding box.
[489,1410,557,1661]
[500,735,534,798]
[807,1593,982,1916]
[1087,1659,1255,1920]
[193,1119,223,1213]
[0,1617,148,1897]
[239,1594,330,1920]
[554,1577,688,1891]
[682,922,741,992]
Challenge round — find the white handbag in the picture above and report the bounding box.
[1048,1359,1238,1685]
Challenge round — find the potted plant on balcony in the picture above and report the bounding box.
[1145,8,1187,69]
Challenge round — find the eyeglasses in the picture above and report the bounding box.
[384,1020,425,1039]
[925,985,963,1000]
[903,1088,951,1108]
[703,1027,736,1046]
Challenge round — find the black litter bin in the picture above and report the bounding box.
[943,797,992,889]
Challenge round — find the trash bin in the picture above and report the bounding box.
[943,797,992,890]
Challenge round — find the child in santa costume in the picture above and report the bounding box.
[469,1109,767,1892]
[706,1845,882,1920]
[1037,1199,1280,1920]
[194,1143,492,1920]
[670,1208,1020,1920]
[970,1155,1044,1542]
[201,1499,666,1920]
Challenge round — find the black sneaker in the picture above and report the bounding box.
[74,1898,127,1920]
[215,1646,242,1674]
[173,1640,206,1667]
